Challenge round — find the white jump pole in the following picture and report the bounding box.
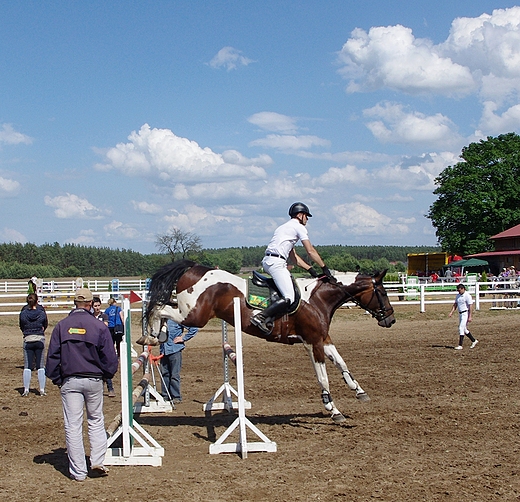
[209,297,277,458]
[104,298,164,466]
[203,318,251,412]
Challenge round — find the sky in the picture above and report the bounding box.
[1,1,520,254]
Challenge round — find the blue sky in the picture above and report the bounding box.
[1,1,520,254]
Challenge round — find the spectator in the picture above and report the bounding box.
[46,288,118,482]
[160,320,198,404]
[92,297,115,398]
[19,293,48,396]
[105,298,124,356]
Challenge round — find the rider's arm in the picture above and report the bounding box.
[301,240,325,268]
[289,248,314,270]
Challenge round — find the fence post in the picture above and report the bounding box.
[420,284,425,312]
[475,282,480,311]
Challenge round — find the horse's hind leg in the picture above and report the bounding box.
[303,344,346,424]
[324,344,370,402]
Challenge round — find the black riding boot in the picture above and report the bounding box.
[251,298,290,333]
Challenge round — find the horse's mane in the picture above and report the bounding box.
[145,259,197,318]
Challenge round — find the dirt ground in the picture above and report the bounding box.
[1,304,519,502]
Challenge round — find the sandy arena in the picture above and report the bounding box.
[1,304,519,501]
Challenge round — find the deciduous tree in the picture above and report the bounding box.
[155,228,202,261]
[427,133,520,255]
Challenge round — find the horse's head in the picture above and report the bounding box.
[350,270,395,328]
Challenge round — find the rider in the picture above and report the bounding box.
[251,202,335,333]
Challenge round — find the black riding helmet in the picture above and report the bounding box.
[289,202,312,218]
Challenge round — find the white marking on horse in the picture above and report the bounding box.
[177,269,246,317]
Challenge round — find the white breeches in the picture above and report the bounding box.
[262,256,294,302]
[458,311,469,336]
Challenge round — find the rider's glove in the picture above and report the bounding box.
[321,266,337,282]
[307,267,319,278]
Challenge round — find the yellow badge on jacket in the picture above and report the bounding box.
[68,328,86,335]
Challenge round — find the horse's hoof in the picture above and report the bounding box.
[356,392,371,402]
[331,412,347,424]
[136,335,158,346]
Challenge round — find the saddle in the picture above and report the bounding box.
[246,270,300,314]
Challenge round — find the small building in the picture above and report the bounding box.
[466,224,520,274]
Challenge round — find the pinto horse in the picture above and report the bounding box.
[142,260,395,423]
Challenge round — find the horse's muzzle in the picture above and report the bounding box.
[378,315,396,328]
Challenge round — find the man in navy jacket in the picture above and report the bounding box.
[46,288,118,481]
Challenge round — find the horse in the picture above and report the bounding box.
[141,259,396,423]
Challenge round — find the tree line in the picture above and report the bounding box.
[0,241,440,279]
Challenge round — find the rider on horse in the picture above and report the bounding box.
[251,202,335,333]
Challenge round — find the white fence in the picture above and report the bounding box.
[0,278,149,294]
[387,280,520,312]
[2,278,519,316]
[0,278,148,316]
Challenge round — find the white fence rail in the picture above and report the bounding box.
[1,279,519,316]
[0,288,147,316]
[0,278,149,294]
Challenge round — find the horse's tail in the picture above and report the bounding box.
[145,259,196,321]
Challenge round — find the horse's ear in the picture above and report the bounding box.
[373,269,387,280]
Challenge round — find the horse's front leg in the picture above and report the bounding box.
[137,305,184,345]
[303,343,346,424]
[324,344,370,402]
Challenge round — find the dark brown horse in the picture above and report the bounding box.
[142,260,395,423]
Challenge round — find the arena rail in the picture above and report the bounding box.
[0,289,147,316]
[1,280,518,316]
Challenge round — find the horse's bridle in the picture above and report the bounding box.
[343,277,394,322]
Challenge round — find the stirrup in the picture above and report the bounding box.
[251,314,273,334]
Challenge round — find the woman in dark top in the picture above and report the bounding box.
[19,293,48,396]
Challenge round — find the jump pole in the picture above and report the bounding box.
[209,297,277,458]
[104,298,164,466]
[203,318,251,413]
[134,294,173,414]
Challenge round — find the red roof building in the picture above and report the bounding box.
[466,224,520,273]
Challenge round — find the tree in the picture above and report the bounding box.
[427,133,520,256]
[155,228,202,261]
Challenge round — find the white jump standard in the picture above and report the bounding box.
[208,298,277,458]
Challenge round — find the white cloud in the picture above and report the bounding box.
[221,149,273,167]
[208,46,255,71]
[1,227,27,243]
[0,124,33,145]
[331,202,410,235]
[66,229,96,245]
[316,151,457,192]
[317,164,370,185]
[477,101,520,135]
[131,200,162,214]
[249,134,331,151]
[337,6,520,138]
[96,124,267,183]
[44,193,105,219]
[337,25,475,96]
[363,102,461,147]
[248,112,300,134]
[104,220,140,239]
[0,176,21,196]
[440,7,520,100]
